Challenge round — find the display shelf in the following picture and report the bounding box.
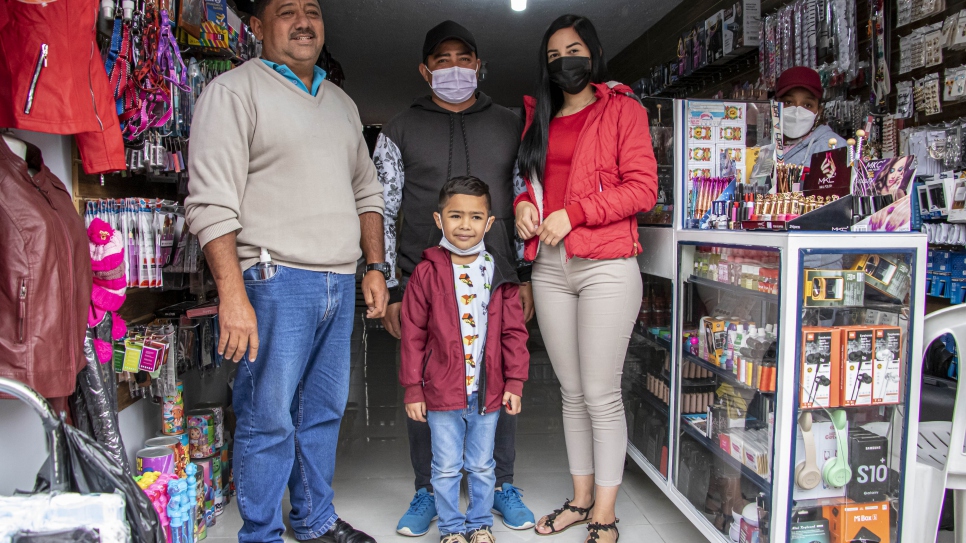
[642,388,670,417]
[679,419,772,496]
[632,325,673,351]
[687,275,779,304]
[681,352,773,394]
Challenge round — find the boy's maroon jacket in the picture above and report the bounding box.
[400,246,529,413]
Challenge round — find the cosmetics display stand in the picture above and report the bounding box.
[624,98,927,543]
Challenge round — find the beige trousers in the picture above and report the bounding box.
[532,242,642,487]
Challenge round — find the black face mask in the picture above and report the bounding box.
[548,56,592,95]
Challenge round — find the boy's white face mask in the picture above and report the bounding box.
[783,106,818,139]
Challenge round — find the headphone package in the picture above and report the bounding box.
[840,327,875,406]
[790,519,831,543]
[804,270,867,307]
[822,501,890,543]
[851,254,913,301]
[801,327,841,408]
[871,326,903,404]
[847,428,890,503]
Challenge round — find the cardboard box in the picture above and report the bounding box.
[804,270,866,307]
[723,0,762,57]
[790,520,831,543]
[847,428,890,503]
[870,326,902,405]
[841,327,874,406]
[852,254,912,301]
[703,317,728,363]
[801,327,841,408]
[823,501,891,543]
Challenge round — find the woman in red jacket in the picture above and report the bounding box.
[514,14,657,542]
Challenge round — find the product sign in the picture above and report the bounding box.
[804,148,851,198]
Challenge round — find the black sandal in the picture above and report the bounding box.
[535,499,595,535]
[586,520,620,543]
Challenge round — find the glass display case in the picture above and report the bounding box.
[637,97,676,226]
[675,242,780,538]
[623,273,674,479]
[787,248,918,543]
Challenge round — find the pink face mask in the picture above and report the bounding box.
[428,66,478,104]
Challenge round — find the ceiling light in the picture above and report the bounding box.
[511,0,526,11]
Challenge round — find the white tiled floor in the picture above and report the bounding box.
[204,323,711,543]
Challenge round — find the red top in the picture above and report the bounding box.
[544,104,596,226]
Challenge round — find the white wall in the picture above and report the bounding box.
[9,130,73,196]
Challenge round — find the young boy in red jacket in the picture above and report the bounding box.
[400,176,530,543]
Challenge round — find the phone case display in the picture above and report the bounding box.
[789,249,917,543]
[674,243,779,538]
[638,98,676,226]
[623,274,674,478]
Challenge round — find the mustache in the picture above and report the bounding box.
[290,28,317,39]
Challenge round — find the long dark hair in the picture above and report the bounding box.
[518,15,609,182]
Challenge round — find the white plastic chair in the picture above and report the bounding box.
[912,304,966,543]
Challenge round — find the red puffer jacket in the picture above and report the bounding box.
[400,247,529,413]
[515,82,658,262]
[0,0,126,174]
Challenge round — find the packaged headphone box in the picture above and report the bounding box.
[702,317,728,363]
[840,327,874,406]
[822,501,890,543]
[847,428,890,503]
[790,520,831,543]
[851,254,912,301]
[801,327,841,408]
[870,326,902,405]
[804,270,866,307]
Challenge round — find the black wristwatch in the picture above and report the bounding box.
[366,262,391,281]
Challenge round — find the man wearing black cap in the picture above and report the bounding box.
[375,20,535,537]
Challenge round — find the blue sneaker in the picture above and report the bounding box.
[492,483,535,530]
[397,488,438,537]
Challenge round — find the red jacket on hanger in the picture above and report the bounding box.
[0,0,126,174]
[515,82,659,262]
[0,137,93,400]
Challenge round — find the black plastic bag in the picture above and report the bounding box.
[34,420,164,543]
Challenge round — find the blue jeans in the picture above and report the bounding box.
[233,266,355,543]
[426,393,500,535]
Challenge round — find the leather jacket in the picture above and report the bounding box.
[0,138,92,398]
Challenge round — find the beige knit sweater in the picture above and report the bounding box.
[185,59,383,274]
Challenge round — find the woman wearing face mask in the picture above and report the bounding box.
[776,66,846,166]
[514,14,657,543]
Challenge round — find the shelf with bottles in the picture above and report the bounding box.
[689,246,781,301]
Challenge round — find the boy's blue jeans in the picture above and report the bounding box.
[426,393,500,535]
[233,266,355,543]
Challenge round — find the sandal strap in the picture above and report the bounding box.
[541,499,595,532]
[587,520,620,542]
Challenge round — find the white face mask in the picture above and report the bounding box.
[428,66,478,104]
[783,106,818,139]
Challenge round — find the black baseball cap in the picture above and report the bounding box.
[422,21,477,63]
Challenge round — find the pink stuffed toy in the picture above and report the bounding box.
[87,218,127,362]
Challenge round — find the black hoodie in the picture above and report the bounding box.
[375,91,525,302]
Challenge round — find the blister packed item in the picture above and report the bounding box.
[924,23,945,67]
[0,493,129,543]
[896,80,915,118]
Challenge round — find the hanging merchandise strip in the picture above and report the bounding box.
[83,198,202,290]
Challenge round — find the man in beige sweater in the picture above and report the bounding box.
[185,1,387,542]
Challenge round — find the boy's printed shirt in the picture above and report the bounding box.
[453,251,494,395]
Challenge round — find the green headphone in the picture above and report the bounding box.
[822,409,852,488]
